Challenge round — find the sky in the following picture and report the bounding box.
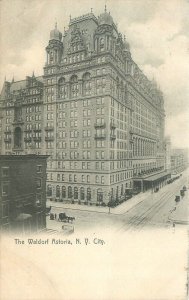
[0,0,188,148]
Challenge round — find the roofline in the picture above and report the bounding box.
[0,154,49,160]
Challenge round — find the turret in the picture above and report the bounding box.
[94,6,115,54]
[46,23,63,65]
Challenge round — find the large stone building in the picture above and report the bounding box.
[0,155,48,233]
[0,9,169,204]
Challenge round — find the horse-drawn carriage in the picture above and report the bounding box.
[58,213,75,223]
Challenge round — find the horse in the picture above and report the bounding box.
[67,216,75,223]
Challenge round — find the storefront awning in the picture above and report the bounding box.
[15,213,32,221]
[143,171,171,182]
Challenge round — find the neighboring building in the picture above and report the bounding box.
[164,136,171,173]
[0,9,169,204]
[0,155,48,233]
[171,149,188,175]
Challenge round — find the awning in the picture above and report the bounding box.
[15,213,32,221]
[143,171,171,182]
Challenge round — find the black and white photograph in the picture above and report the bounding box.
[0,0,188,299]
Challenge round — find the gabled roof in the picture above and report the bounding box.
[9,76,43,92]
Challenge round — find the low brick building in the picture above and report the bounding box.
[0,154,48,233]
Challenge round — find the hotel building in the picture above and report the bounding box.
[0,9,169,204]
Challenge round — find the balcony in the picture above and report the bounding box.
[45,126,54,131]
[45,136,54,141]
[94,122,106,129]
[94,134,106,139]
[4,130,11,134]
[33,128,42,132]
[4,137,11,143]
[110,134,116,140]
[13,118,24,125]
[33,137,42,142]
[129,129,134,134]
[133,166,165,178]
[12,146,23,151]
[110,123,116,129]
[24,129,32,132]
[24,137,32,142]
[129,138,134,143]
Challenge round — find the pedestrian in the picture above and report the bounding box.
[54,213,57,219]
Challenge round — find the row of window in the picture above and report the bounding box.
[49,173,105,184]
[26,106,41,113]
[110,171,133,184]
[55,98,105,111]
[47,185,104,202]
[25,142,41,149]
[26,115,41,122]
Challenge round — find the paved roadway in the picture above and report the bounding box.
[46,171,189,234]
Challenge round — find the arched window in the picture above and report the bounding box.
[56,185,60,198]
[97,189,103,202]
[121,184,123,195]
[58,77,67,99]
[14,127,22,148]
[74,187,78,199]
[62,186,66,198]
[87,188,91,201]
[70,75,79,98]
[47,184,52,197]
[80,187,85,200]
[116,186,119,200]
[82,73,91,96]
[100,38,105,52]
[68,186,72,198]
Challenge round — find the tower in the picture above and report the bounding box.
[46,23,63,66]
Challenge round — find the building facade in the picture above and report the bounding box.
[0,155,48,233]
[171,149,188,175]
[164,136,171,173]
[0,9,168,205]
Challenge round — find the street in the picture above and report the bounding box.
[46,171,189,234]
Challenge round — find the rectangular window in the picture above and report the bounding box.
[2,167,9,177]
[2,182,9,196]
[36,178,42,189]
[36,165,42,173]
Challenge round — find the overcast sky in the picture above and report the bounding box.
[0,0,188,148]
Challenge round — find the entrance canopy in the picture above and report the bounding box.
[143,171,170,182]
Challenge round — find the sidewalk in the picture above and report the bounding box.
[168,191,189,225]
[47,190,152,215]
